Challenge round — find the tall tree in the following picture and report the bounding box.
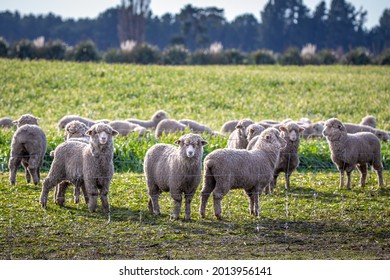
[326,0,365,50]
[117,0,150,44]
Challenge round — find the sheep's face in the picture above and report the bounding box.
[175,134,208,159]
[280,123,304,142]
[375,130,389,141]
[323,118,345,140]
[246,124,265,141]
[86,124,119,145]
[65,121,89,140]
[257,128,287,150]
[14,114,39,127]
[152,110,168,123]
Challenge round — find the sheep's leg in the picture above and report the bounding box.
[184,192,195,220]
[199,168,216,218]
[21,160,31,184]
[85,179,98,212]
[40,176,63,208]
[55,181,70,206]
[170,192,182,220]
[345,170,353,190]
[245,189,254,215]
[252,189,261,217]
[357,164,367,188]
[99,187,110,214]
[27,155,41,185]
[372,158,384,188]
[81,184,89,204]
[338,169,345,188]
[213,183,229,220]
[148,185,161,215]
[8,155,22,185]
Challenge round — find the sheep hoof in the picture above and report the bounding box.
[215,214,222,221]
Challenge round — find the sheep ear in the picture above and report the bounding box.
[201,140,208,146]
[280,126,287,133]
[299,126,305,133]
[111,129,119,137]
[13,120,18,125]
[235,124,242,129]
[174,139,181,145]
[85,128,94,136]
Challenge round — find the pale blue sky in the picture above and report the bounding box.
[0,0,388,29]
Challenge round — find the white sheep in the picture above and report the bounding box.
[144,133,207,220]
[40,123,119,220]
[8,114,47,185]
[227,118,255,149]
[155,119,186,138]
[127,110,168,129]
[57,115,96,130]
[109,120,147,137]
[360,115,376,128]
[53,120,90,206]
[200,128,286,220]
[323,118,384,189]
[0,117,14,129]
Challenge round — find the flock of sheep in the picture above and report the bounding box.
[1,110,387,221]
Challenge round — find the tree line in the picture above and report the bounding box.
[0,0,389,56]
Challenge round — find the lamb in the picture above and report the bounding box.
[127,110,168,129]
[200,127,286,220]
[8,114,47,185]
[343,123,389,141]
[268,122,305,192]
[108,120,147,137]
[144,133,207,220]
[220,120,239,134]
[227,119,255,149]
[57,115,96,130]
[360,115,376,128]
[322,118,384,189]
[40,123,119,219]
[155,119,187,138]
[0,117,14,129]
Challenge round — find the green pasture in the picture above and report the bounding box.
[0,59,389,259]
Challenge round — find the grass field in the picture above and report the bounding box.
[0,59,389,260]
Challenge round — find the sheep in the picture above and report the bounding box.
[40,123,119,219]
[155,119,187,138]
[200,127,286,220]
[301,121,324,139]
[8,114,47,186]
[343,123,389,141]
[127,110,168,129]
[227,119,255,149]
[144,133,207,220]
[0,117,14,129]
[63,120,90,141]
[322,118,384,189]
[360,115,376,128]
[246,124,266,143]
[53,120,90,206]
[268,122,305,192]
[179,119,214,135]
[57,115,96,130]
[220,120,239,134]
[108,120,147,137]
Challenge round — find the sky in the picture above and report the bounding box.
[0,0,388,29]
